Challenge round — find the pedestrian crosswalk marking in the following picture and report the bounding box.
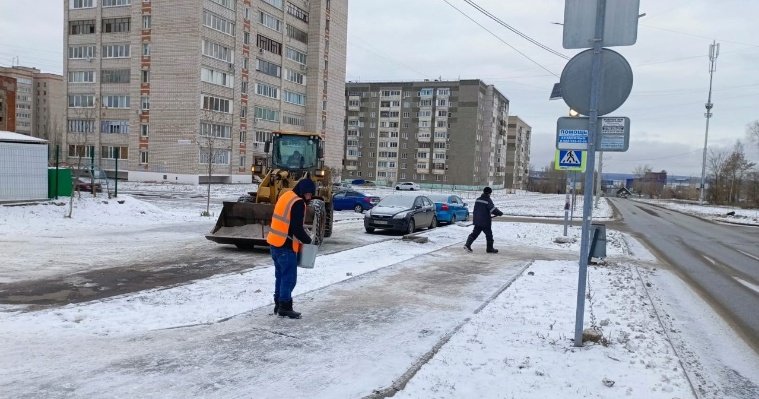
[560,150,580,165]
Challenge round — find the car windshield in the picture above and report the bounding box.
[271,135,318,170]
[377,195,414,208]
[427,194,450,203]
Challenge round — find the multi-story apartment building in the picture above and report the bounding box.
[0,76,16,132]
[505,116,531,190]
[64,0,347,183]
[0,66,65,147]
[343,80,510,188]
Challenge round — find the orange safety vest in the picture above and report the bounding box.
[266,190,303,252]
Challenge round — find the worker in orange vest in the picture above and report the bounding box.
[266,178,316,319]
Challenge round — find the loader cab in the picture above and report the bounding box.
[270,133,321,171]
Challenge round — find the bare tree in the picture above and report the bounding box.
[746,120,759,152]
[65,102,98,218]
[632,164,652,196]
[197,110,234,216]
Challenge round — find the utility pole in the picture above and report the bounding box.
[699,41,719,205]
[594,152,604,209]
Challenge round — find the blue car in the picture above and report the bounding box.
[427,194,469,225]
[333,190,381,213]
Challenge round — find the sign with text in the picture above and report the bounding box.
[556,117,590,150]
[556,116,630,152]
[599,117,630,151]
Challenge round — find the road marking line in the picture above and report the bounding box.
[733,276,759,295]
[701,254,717,265]
[737,249,759,263]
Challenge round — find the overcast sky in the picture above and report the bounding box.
[1,0,757,176]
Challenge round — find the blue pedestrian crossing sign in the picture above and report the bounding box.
[554,149,587,172]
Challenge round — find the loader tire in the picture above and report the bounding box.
[324,202,334,238]
[310,199,327,246]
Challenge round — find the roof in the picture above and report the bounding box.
[0,131,48,144]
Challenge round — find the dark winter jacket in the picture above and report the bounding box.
[282,179,315,250]
[472,193,503,227]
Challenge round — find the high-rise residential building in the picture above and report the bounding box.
[0,76,17,132]
[343,80,512,188]
[64,0,347,183]
[0,66,64,147]
[506,116,531,190]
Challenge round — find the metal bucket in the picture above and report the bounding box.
[298,244,318,269]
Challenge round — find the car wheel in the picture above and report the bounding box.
[429,216,437,229]
[406,219,415,234]
[365,226,375,233]
[395,186,400,190]
[410,188,414,191]
[449,214,456,225]
[354,204,363,213]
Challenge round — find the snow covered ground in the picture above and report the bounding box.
[1,183,757,398]
[635,198,759,226]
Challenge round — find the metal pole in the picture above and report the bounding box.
[114,156,118,197]
[698,41,719,205]
[55,145,60,200]
[574,0,605,347]
[594,152,604,209]
[570,172,576,226]
[563,179,571,236]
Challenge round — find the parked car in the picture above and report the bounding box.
[332,182,352,190]
[364,194,436,234]
[395,181,421,191]
[333,190,380,212]
[427,194,469,225]
[73,178,102,193]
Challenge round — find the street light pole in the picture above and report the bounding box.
[698,41,719,205]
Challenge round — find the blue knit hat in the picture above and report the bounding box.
[293,178,316,198]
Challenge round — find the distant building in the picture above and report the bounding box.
[0,76,16,132]
[343,79,513,188]
[64,0,348,183]
[506,116,531,190]
[0,66,64,149]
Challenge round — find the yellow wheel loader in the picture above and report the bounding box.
[205,131,334,249]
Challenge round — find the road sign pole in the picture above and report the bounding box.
[574,0,605,348]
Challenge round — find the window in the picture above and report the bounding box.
[142,43,151,56]
[243,57,249,70]
[259,11,282,32]
[102,18,131,33]
[140,150,149,164]
[201,94,232,113]
[101,146,129,160]
[68,119,95,133]
[262,0,283,9]
[419,88,433,96]
[68,45,96,59]
[139,70,149,83]
[241,80,248,93]
[200,121,232,138]
[141,96,150,110]
[256,34,282,55]
[71,0,94,9]
[103,0,130,6]
[254,106,279,122]
[256,58,281,77]
[203,10,235,35]
[240,107,247,118]
[202,39,233,62]
[239,155,247,168]
[239,130,246,143]
[199,149,230,165]
[437,88,450,96]
[102,95,130,108]
[255,130,271,143]
[285,47,306,64]
[142,15,151,29]
[101,69,130,83]
[438,110,447,117]
[101,120,129,133]
[286,2,309,22]
[244,32,250,44]
[68,71,95,83]
[68,94,95,108]
[286,24,307,44]
[209,0,235,10]
[437,99,448,107]
[282,113,304,126]
[69,20,96,35]
[68,145,95,158]
[201,67,234,88]
[255,82,279,99]
[283,90,305,106]
[140,124,149,137]
[284,68,305,85]
[102,44,130,58]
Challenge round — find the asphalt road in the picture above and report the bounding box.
[609,198,759,352]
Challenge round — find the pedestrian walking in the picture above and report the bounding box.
[266,178,316,319]
[464,187,503,253]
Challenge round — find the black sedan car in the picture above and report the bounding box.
[364,194,437,234]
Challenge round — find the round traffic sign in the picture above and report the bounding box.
[560,48,633,116]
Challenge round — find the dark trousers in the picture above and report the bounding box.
[271,245,298,302]
[468,225,493,244]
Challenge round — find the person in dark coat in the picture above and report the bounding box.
[464,186,503,253]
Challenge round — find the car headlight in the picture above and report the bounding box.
[393,211,409,219]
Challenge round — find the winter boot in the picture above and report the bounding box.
[486,240,498,254]
[464,235,474,252]
[278,300,302,319]
[273,299,280,315]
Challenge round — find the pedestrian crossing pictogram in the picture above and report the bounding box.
[554,149,587,172]
[560,150,581,165]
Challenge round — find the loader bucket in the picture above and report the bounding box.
[205,202,275,249]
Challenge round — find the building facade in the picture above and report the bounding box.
[0,76,16,132]
[505,116,531,190]
[64,0,347,183]
[0,66,64,149]
[342,80,510,188]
